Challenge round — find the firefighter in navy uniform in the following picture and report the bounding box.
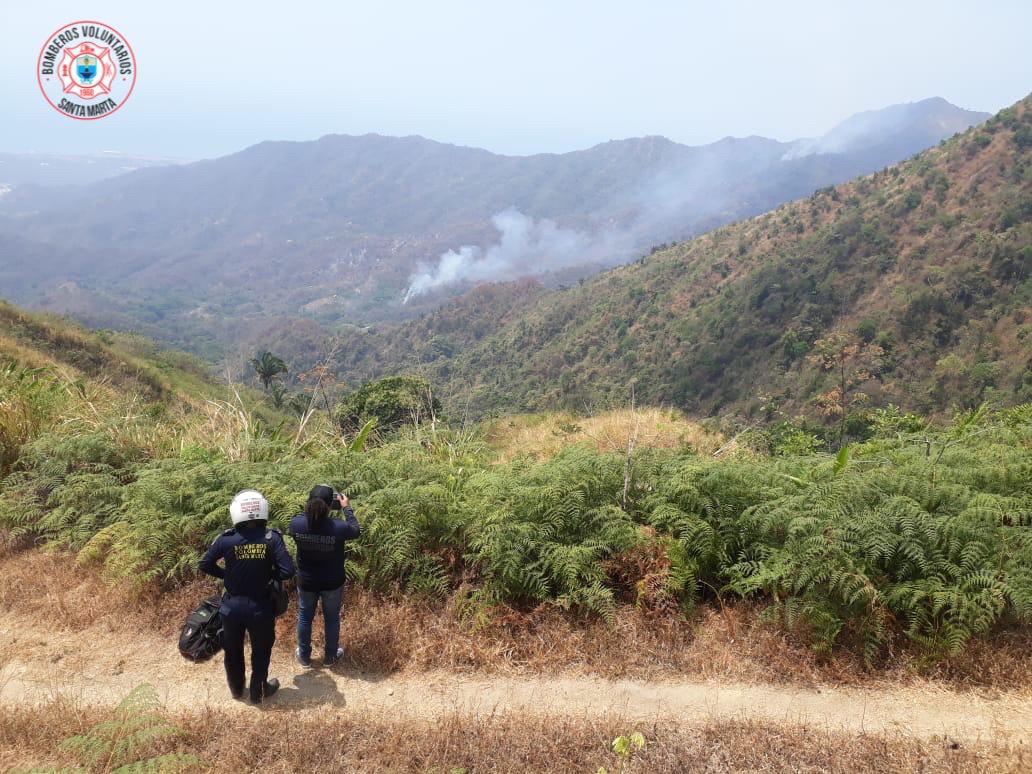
[199,489,295,704]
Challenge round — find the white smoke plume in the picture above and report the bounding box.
[402,142,774,303]
[404,208,618,303]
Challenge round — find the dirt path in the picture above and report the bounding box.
[1,614,1030,743]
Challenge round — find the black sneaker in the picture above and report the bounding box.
[251,678,280,704]
[296,647,312,668]
[324,647,345,666]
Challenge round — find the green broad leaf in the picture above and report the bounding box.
[833,445,850,475]
[348,417,378,453]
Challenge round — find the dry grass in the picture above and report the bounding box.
[0,332,59,370]
[483,407,724,463]
[3,550,1029,693]
[329,588,1032,691]
[0,699,1026,773]
[0,549,207,636]
[0,301,306,462]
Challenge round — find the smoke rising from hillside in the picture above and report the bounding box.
[401,146,749,303]
[403,208,624,303]
[402,98,987,304]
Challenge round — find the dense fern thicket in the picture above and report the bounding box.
[1,343,1029,662]
[334,95,1032,422]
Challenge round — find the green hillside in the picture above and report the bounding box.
[0,300,216,403]
[1,295,1031,664]
[1,97,1031,669]
[0,302,279,472]
[335,96,1032,424]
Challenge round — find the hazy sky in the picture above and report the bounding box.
[2,0,1030,159]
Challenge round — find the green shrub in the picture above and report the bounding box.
[0,364,68,472]
[466,447,642,619]
[727,416,1032,661]
[334,375,442,433]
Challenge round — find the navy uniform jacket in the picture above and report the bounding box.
[199,524,295,619]
[288,507,361,592]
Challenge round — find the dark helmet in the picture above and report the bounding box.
[308,484,339,510]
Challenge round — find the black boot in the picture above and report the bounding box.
[251,677,280,705]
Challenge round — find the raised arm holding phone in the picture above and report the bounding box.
[288,484,361,667]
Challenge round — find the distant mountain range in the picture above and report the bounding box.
[0,151,183,191]
[330,96,1031,420]
[0,97,988,355]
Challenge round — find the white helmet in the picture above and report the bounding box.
[229,489,269,526]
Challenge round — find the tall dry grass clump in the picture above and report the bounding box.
[484,407,724,463]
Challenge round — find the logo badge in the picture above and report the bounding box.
[37,21,136,120]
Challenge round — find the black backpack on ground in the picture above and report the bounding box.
[179,594,224,661]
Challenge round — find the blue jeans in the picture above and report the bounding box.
[296,585,343,661]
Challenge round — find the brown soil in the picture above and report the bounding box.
[1,550,1030,771]
[1,604,1030,744]
[2,550,1030,691]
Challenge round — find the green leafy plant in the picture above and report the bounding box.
[2,328,1030,665]
[348,417,378,453]
[598,731,646,773]
[0,363,69,472]
[334,375,441,434]
[19,684,202,773]
[267,382,289,409]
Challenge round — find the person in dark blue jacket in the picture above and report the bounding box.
[288,484,361,667]
[199,489,295,704]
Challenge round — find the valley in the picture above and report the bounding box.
[0,98,988,356]
[0,19,1028,769]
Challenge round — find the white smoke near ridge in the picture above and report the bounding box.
[403,102,987,303]
[403,178,718,304]
[402,137,768,304]
[403,208,622,303]
[401,132,830,304]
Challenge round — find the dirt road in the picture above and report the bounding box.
[1,613,1029,744]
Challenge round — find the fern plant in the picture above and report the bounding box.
[466,446,642,619]
[1,368,1028,664]
[726,417,1032,660]
[18,684,202,773]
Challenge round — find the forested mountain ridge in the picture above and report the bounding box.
[331,96,1032,422]
[0,99,986,353]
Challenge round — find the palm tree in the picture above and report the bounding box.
[250,351,287,390]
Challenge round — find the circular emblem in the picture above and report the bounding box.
[37,21,136,120]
